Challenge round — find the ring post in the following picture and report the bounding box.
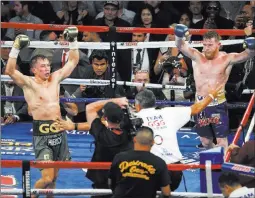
[22,160,31,198]
[200,147,224,193]
[108,26,117,98]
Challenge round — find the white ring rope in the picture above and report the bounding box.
[245,111,255,142]
[0,188,224,197]
[1,39,244,49]
[1,75,187,90]
[1,75,253,93]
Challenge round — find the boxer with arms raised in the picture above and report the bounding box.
[174,24,255,151]
[5,27,79,197]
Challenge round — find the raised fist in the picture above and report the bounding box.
[243,37,255,50]
[63,26,78,42]
[174,24,189,38]
[12,34,30,50]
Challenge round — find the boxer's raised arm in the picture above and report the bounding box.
[53,27,80,82]
[5,35,31,88]
[229,37,255,65]
[175,24,201,61]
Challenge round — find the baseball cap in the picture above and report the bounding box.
[102,102,124,123]
[104,1,119,9]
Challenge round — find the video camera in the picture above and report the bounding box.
[121,105,143,137]
[162,56,182,75]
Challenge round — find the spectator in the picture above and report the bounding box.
[29,1,59,24]
[192,1,234,40]
[154,23,192,101]
[125,70,166,100]
[85,98,133,198]
[108,126,171,198]
[201,1,234,29]
[1,65,27,124]
[71,50,125,122]
[82,31,102,57]
[144,1,174,28]
[134,87,222,191]
[129,32,155,81]
[227,140,255,188]
[218,172,255,198]
[96,1,136,25]
[30,30,58,64]
[220,1,246,21]
[92,1,131,86]
[189,1,204,25]
[5,1,43,40]
[56,1,92,25]
[92,1,131,42]
[133,3,164,42]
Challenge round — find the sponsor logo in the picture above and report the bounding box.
[39,122,59,134]
[119,160,156,180]
[110,41,116,89]
[231,165,255,174]
[123,42,138,46]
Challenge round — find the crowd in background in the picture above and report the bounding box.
[1,1,255,128]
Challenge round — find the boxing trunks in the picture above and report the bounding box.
[33,120,71,163]
[194,91,229,138]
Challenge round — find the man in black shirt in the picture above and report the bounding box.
[109,126,171,198]
[85,97,133,197]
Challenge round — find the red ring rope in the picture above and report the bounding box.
[1,160,221,171]
[225,93,255,162]
[1,22,255,36]
[1,22,109,32]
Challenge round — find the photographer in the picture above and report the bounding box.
[154,24,193,101]
[57,97,133,197]
[134,86,222,191]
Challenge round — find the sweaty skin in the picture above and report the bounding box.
[192,51,232,97]
[22,60,62,120]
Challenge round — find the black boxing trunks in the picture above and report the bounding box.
[33,120,71,163]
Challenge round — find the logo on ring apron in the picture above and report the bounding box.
[39,123,59,134]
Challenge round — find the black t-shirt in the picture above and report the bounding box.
[109,150,170,198]
[86,118,133,184]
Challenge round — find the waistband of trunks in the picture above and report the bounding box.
[196,89,226,106]
[33,120,62,136]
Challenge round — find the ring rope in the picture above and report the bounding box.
[222,163,255,177]
[1,22,255,36]
[225,93,255,162]
[1,40,244,49]
[1,96,253,110]
[1,75,254,94]
[1,160,222,170]
[245,111,255,142]
[0,189,224,197]
[1,75,187,90]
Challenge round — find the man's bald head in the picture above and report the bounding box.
[134,126,154,146]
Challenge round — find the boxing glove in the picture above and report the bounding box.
[12,34,30,50]
[63,26,78,42]
[243,37,255,50]
[174,24,189,38]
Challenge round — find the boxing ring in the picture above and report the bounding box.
[1,22,255,197]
